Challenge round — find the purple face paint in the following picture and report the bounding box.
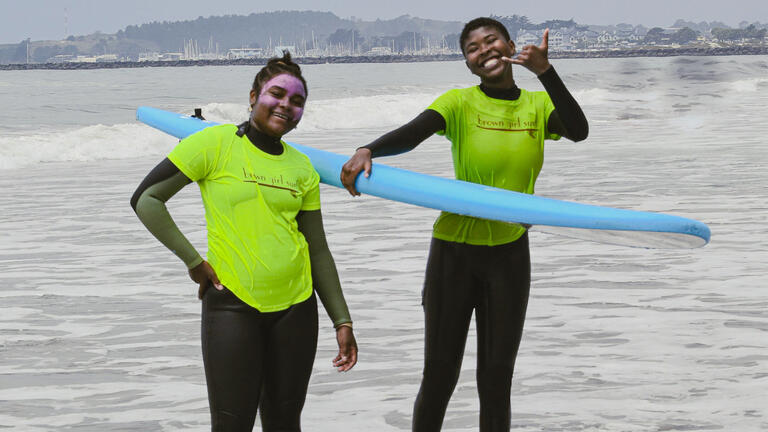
[257,74,306,121]
[249,73,308,137]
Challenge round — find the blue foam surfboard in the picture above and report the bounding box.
[136,106,710,248]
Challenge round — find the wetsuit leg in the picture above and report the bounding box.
[475,233,530,431]
[202,287,265,432]
[413,238,477,432]
[259,294,319,432]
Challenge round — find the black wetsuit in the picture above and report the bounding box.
[202,286,318,431]
[132,122,349,432]
[361,67,588,431]
[416,235,530,431]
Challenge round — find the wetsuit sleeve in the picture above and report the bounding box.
[296,209,352,328]
[360,109,446,157]
[539,66,589,142]
[130,158,203,269]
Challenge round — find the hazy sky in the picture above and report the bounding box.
[2,0,767,44]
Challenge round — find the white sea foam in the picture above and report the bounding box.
[571,88,625,106]
[0,93,439,170]
[0,123,176,170]
[191,92,439,131]
[729,77,768,92]
[301,92,439,131]
[0,87,676,171]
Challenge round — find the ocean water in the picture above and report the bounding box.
[0,56,767,431]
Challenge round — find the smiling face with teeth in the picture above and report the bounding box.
[249,73,307,138]
[462,25,516,87]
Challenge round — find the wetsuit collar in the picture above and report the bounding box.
[237,121,284,155]
[479,83,521,101]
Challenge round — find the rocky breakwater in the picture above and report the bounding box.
[2,47,767,71]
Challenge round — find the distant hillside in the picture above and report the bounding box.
[0,11,465,63]
[672,20,733,33]
[119,11,349,51]
[355,15,463,38]
[2,11,764,65]
[117,11,464,54]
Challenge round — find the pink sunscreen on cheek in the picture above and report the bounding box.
[258,74,306,120]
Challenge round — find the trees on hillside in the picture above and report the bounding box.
[712,25,767,41]
[645,27,700,44]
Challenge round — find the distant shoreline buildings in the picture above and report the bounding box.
[19,31,768,67]
[3,44,768,71]
[1,11,766,67]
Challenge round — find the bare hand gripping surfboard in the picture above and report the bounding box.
[136,106,710,248]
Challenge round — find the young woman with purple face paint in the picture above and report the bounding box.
[341,17,588,432]
[249,73,306,140]
[131,52,357,431]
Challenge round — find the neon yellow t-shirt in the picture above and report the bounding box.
[428,87,560,246]
[168,124,321,312]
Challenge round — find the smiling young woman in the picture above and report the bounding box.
[249,70,307,141]
[462,23,518,85]
[131,52,357,432]
[340,17,588,431]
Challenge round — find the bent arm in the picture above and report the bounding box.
[539,66,589,142]
[297,209,352,328]
[130,158,202,269]
[361,109,446,157]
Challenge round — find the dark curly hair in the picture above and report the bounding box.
[251,51,308,97]
[459,17,512,55]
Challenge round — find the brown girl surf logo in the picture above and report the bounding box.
[242,168,300,197]
[476,115,537,138]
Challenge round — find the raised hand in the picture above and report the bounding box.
[503,28,552,76]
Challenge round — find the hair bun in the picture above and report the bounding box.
[251,50,308,97]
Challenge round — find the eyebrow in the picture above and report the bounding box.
[465,32,497,48]
[264,84,306,97]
